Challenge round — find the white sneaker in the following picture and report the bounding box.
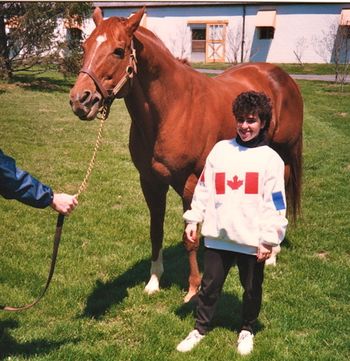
[237,330,254,355]
[176,329,205,352]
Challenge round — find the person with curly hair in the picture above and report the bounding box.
[176,91,287,355]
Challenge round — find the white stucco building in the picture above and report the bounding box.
[81,1,350,64]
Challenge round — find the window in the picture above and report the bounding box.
[192,28,206,52]
[259,27,275,39]
[340,25,350,39]
[255,10,276,40]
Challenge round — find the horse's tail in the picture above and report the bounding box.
[286,134,303,223]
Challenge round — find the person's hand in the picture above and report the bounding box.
[257,243,273,263]
[185,223,197,243]
[183,223,199,251]
[50,193,78,216]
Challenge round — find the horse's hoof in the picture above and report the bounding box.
[183,288,199,303]
[265,245,280,267]
[265,255,277,267]
[144,275,160,295]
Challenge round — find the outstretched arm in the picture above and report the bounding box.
[0,149,78,215]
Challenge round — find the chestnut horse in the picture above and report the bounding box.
[70,8,303,302]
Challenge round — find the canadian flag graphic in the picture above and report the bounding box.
[215,172,259,194]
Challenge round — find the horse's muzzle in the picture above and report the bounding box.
[69,89,102,121]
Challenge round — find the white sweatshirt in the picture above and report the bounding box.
[183,138,288,255]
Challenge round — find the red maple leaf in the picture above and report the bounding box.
[227,175,243,190]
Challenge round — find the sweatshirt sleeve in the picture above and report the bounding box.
[0,149,53,209]
[183,156,214,224]
[259,154,288,246]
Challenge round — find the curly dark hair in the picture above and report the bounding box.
[232,91,272,131]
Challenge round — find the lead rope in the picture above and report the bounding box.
[1,115,107,311]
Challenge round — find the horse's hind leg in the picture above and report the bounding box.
[182,174,202,303]
[140,177,169,295]
[183,242,201,303]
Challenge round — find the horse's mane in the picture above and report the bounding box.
[136,26,191,66]
[176,58,191,66]
[137,26,171,52]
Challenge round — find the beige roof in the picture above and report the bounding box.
[255,10,276,28]
[340,9,350,26]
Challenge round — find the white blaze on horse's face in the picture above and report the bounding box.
[96,34,107,44]
[87,33,107,68]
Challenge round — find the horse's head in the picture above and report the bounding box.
[69,7,144,120]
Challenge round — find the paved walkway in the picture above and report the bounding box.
[288,74,349,82]
[195,68,349,83]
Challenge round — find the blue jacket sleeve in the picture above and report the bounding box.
[0,149,53,208]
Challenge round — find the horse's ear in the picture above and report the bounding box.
[93,7,104,26]
[126,7,145,35]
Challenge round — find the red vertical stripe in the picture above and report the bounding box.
[245,172,259,194]
[215,172,225,194]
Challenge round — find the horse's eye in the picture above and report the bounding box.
[114,48,125,59]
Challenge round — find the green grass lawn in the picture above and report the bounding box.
[0,71,349,360]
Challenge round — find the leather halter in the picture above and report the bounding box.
[79,39,137,119]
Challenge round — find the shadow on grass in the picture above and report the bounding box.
[282,237,292,249]
[8,74,75,94]
[82,241,285,332]
[82,242,201,319]
[0,319,77,360]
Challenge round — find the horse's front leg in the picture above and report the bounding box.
[140,177,169,295]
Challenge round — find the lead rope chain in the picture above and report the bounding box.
[77,115,106,198]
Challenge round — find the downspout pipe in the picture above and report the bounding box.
[241,4,246,63]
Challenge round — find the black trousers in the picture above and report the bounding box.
[195,247,265,335]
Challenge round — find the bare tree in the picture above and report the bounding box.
[293,36,308,66]
[226,25,252,63]
[333,25,350,88]
[313,19,350,88]
[167,24,190,60]
[226,25,242,64]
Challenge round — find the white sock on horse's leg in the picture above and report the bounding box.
[265,245,281,267]
[144,249,164,295]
